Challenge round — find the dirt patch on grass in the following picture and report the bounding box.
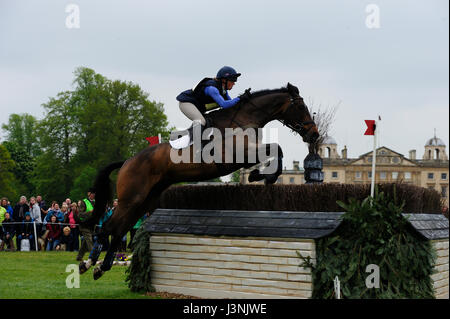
[145,291,202,299]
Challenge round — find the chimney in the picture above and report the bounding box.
[293,160,300,170]
[409,150,416,160]
[341,146,347,159]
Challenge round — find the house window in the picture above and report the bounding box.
[442,186,448,198]
[368,172,372,179]
[355,172,362,179]
[392,172,398,180]
[289,177,295,184]
[380,172,387,179]
[428,173,434,180]
[392,157,400,164]
[332,172,338,178]
[404,172,411,180]
[442,173,448,180]
[277,177,283,184]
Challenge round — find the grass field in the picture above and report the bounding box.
[0,251,153,299]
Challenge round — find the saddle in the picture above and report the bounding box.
[169,117,214,149]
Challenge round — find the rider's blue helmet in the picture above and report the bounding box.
[216,66,241,82]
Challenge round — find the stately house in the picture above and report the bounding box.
[240,134,449,206]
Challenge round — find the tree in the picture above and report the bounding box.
[69,67,171,168]
[0,144,19,201]
[307,102,340,153]
[2,141,36,196]
[69,165,98,202]
[29,66,172,203]
[1,113,40,158]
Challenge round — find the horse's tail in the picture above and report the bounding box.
[89,161,125,227]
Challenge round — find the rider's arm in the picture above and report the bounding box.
[204,86,240,109]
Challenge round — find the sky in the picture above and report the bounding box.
[0,0,448,174]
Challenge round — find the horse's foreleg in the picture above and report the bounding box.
[246,143,283,184]
[261,143,283,184]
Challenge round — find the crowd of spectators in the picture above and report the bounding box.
[0,194,142,255]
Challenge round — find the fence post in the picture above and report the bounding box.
[33,221,38,251]
[334,276,341,299]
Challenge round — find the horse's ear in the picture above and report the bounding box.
[287,82,300,96]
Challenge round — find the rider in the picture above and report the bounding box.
[176,66,250,137]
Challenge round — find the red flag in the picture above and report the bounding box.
[364,120,376,135]
[146,136,159,145]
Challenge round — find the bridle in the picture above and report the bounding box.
[228,93,315,138]
[278,96,316,137]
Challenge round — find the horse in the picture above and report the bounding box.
[80,82,319,279]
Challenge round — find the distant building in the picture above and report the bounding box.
[240,134,449,206]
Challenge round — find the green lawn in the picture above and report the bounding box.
[0,251,152,299]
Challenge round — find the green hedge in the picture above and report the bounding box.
[125,223,154,293]
[159,183,443,213]
[298,189,437,299]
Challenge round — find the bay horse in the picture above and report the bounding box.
[81,82,319,279]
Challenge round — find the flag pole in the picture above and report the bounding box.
[370,120,377,198]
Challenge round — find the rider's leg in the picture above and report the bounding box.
[179,102,206,125]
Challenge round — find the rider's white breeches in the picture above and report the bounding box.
[179,102,206,126]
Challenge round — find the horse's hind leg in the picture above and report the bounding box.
[93,235,122,280]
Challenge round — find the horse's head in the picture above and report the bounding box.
[278,83,319,144]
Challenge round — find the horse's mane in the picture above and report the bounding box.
[207,86,292,125]
[247,87,289,98]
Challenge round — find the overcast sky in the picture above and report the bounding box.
[0,0,448,172]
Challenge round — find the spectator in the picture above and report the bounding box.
[59,226,74,251]
[36,195,48,224]
[65,198,72,208]
[110,199,126,252]
[29,196,42,236]
[60,203,69,221]
[76,188,95,261]
[45,203,64,223]
[128,214,147,249]
[65,202,80,251]
[13,196,30,249]
[18,212,35,251]
[0,202,6,225]
[13,195,29,224]
[95,206,113,251]
[0,212,16,251]
[1,197,13,216]
[46,215,61,251]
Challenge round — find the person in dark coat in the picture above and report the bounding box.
[17,212,36,251]
[0,212,16,251]
[58,226,74,251]
[13,196,30,249]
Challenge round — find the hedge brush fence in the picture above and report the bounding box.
[127,183,446,297]
[159,183,443,214]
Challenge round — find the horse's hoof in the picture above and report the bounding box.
[93,267,105,280]
[79,261,89,275]
[248,169,264,182]
[264,174,278,185]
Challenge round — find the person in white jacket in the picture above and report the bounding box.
[29,197,42,237]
